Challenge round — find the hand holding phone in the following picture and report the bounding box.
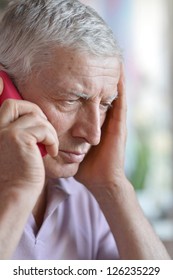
[0,70,47,157]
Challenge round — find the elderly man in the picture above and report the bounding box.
[0,0,169,259]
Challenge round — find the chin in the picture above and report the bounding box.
[44,155,80,179]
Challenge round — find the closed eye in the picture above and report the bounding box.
[54,98,82,112]
[64,99,80,105]
[100,102,113,111]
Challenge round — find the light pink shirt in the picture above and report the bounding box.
[12,177,119,259]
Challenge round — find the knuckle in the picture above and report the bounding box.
[29,102,41,112]
[0,127,20,147]
[27,111,46,126]
[30,103,46,116]
[24,134,36,147]
[8,127,21,142]
[1,99,15,109]
[29,111,41,120]
[1,99,19,120]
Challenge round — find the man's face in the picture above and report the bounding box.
[20,48,120,178]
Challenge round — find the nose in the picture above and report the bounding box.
[71,102,102,146]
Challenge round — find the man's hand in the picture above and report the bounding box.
[0,98,58,194]
[0,77,58,258]
[75,69,170,260]
[75,67,127,191]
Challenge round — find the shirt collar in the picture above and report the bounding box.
[47,177,80,196]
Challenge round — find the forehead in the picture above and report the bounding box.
[39,48,120,96]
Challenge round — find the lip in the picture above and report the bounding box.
[59,150,86,163]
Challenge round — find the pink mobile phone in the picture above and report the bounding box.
[0,70,47,157]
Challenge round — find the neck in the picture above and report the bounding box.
[32,185,47,230]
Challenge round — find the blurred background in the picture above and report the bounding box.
[0,0,173,257]
[81,0,173,257]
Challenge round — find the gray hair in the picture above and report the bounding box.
[0,0,122,85]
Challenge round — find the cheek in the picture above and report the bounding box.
[45,108,76,137]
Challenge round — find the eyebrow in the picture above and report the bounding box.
[70,90,118,102]
[108,92,118,102]
[71,91,90,100]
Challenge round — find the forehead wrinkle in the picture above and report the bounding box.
[39,55,120,99]
[69,59,120,77]
[71,63,120,77]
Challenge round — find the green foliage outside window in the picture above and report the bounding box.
[129,132,150,191]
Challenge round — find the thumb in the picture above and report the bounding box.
[0,77,4,95]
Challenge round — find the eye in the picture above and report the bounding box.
[100,102,112,112]
[65,99,79,105]
[58,98,82,111]
[63,98,81,106]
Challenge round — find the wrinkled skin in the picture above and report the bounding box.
[0,48,170,260]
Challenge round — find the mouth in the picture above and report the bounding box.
[59,150,86,163]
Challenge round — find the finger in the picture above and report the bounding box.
[0,77,4,95]
[20,125,59,157]
[8,113,58,156]
[112,66,127,122]
[10,112,51,130]
[117,64,126,105]
[0,99,47,127]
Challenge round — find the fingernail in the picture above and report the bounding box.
[0,77,4,95]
